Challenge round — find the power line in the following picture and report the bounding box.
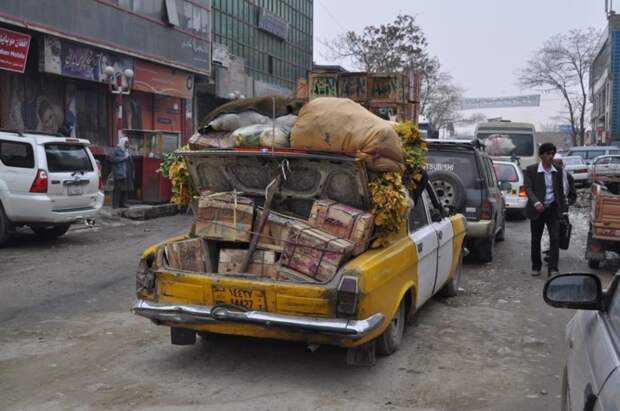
[316,0,347,32]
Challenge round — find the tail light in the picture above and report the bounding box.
[30,169,48,193]
[518,185,527,198]
[480,199,493,220]
[96,160,103,191]
[337,275,359,316]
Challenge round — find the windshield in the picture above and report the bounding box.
[493,163,519,182]
[45,144,94,173]
[563,157,584,166]
[476,133,534,157]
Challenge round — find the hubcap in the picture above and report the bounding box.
[431,180,456,207]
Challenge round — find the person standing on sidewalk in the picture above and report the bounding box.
[110,136,134,209]
[524,143,567,277]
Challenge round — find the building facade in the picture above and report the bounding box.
[0,0,210,202]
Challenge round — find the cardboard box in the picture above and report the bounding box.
[256,208,306,252]
[194,192,255,242]
[218,249,277,278]
[281,222,354,282]
[308,200,374,255]
[164,238,206,272]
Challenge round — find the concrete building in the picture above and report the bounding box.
[0,0,212,202]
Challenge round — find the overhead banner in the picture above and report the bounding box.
[461,94,541,110]
[0,28,31,73]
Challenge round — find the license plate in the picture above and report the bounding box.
[67,184,83,196]
[212,286,265,310]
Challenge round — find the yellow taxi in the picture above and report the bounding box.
[132,149,466,364]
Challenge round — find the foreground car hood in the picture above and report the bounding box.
[181,149,371,217]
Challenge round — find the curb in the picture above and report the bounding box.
[98,204,179,221]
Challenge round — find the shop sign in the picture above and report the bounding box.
[338,74,368,101]
[133,60,194,99]
[41,36,134,84]
[258,8,289,40]
[0,28,31,73]
[309,73,338,99]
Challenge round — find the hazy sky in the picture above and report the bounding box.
[313,0,606,132]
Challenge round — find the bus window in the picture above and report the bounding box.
[476,133,534,157]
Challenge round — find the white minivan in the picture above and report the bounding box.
[0,129,104,246]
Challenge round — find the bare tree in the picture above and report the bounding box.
[517,28,600,145]
[324,15,462,133]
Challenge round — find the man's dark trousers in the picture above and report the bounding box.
[530,202,559,272]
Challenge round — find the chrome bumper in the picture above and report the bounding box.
[132,299,385,339]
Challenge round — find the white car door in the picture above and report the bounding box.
[0,137,37,214]
[426,187,454,293]
[409,190,439,309]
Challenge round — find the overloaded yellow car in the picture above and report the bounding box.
[132,148,466,364]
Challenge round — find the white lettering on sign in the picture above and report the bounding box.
[426,163,455,172]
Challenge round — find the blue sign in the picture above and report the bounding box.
[559,125,573,134]
[258,8,289,40]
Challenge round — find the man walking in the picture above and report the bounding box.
[524,143,567,277]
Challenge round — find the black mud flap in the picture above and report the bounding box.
[346,340,376,366]
[171,327,196,345]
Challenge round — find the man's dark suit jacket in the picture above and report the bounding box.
[523,163,567,220]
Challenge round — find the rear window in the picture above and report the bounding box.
[0,140,34,168]
[563,157,584,166]
[45,144,93,173]
[426,150,476,188]
[609,150,620,155]
[493,163,518,182]
[586,150,606,160]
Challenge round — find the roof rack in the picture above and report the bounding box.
[428,138,486,151]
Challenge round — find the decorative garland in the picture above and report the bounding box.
[370,121,428,247]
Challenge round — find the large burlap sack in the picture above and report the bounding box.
[208,111,271,131]
[290,98,404,172]
[188,131,235,149]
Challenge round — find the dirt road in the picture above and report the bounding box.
[0,204,616,411]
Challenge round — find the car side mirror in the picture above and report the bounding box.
[543,274,603,310]
[499,181,512,191]
[430,208,442,222]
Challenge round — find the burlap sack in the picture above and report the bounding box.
[290,98,404,172]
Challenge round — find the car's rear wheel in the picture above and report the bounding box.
[0,202,10,247]
[376,299,406,356]
[476,237,495,263]
[496,217,506,242]
[31,224,71,239]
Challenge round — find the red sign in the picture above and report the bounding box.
[0,28,31,73]
[133,60,193,99]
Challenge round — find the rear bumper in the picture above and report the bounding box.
[132,299,385,339]
[466,219,494,238]
[6,192,104,224]
[504,196,527,210]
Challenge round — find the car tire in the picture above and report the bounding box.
[587,259,600,269]
[31,224,71,239]
[376,299,406,356]
[428,171,466,211]
[439,251,462,298]
[0,202,10,247]
[476,237,495,263]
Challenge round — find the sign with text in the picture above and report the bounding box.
[41,36,133,84]
[461,95,541,110]
[133,60,194,99]
[258,8,289,40]
[0,28,31,73]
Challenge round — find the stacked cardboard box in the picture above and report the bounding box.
[281,221,354,282]
[255,208,305,252]
[308,200,374,256]
[218,249,277,278]
[194,192,254,242]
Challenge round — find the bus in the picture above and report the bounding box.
[474,120,537,169]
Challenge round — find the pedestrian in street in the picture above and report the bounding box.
[524,143,567,277]
[110,136,134,209]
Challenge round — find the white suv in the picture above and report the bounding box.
[0,130,104,245]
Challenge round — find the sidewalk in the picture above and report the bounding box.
[98,202,180,221]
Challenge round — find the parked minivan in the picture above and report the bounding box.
[566,145,620,165]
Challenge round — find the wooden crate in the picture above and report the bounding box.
[164,238,207,272]
[194,192,255,242]
[256,208,306,252]
[308,200,374,255]
[218,249,277,278]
